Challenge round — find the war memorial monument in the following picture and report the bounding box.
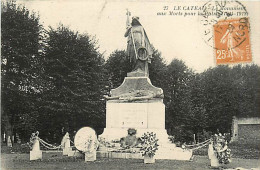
[99,11,192,160]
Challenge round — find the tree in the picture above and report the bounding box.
[163,59,195,142]
[231,64,260,118]
[148,49,167,88]
[104,50,131,90]
[1,1,44,143]
[199,65,238,133]
[40,25,106,142]
[196,64,260,135]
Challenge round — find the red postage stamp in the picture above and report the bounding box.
[214,18,252,65]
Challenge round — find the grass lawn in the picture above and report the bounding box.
[1,141,259,170]
[1,152,260,170]
[193,141,260,159]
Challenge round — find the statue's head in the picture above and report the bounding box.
[128,128,137,136]
[132,16,141,26]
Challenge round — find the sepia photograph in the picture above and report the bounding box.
[1,0,260,169]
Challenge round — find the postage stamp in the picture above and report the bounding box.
[214,17,252,64]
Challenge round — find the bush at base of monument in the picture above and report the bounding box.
[140,132,159,164]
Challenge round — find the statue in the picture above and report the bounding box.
[103,10,163,101]
[120,128,140,148]
[125,10,153,77]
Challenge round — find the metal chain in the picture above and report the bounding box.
[190,141,210,150]
[38,138,62,150]
[184,139,211,147]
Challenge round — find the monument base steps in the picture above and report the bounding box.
[99,128,192,160]
[97,148,192,160]
[154,145,192,160]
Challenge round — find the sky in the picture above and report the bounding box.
[16,0,260,72]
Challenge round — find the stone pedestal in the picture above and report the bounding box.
[63,137,73,156]
[210,154,220,167]
[100,100,167,141]
[63,147,73,156]
[99,76,192,160]
[30,151,42,161]
[144,155,155,164]
[100,76,165,140]
[85,152,96,162]
[30,139,42,160]
[208,143,214,160]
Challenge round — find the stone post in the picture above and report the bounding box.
[30,138,42,160]
[85,151,97,162]
[63,133,73,156]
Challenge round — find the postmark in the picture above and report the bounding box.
[199,0,249,49]
[214,17,251,64]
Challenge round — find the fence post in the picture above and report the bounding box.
[63,133,73,156]
[30,137,42,160]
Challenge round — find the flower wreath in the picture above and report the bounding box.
[212,134,231,164]
[83,135,99,154]
[140,132,159,158]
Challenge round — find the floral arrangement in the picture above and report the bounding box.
[98,137,107,146]
[99,136,142,153]
[140,132,159,158]
[212,133,231,164]
[98,137,119,148]
[28,131,39,149]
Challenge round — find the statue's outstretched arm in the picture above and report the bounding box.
[124,26,131,37]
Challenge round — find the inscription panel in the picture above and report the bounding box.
[107,103,148,128]
[120,105,147,128]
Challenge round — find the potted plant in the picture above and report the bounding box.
[140,132,159,164]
